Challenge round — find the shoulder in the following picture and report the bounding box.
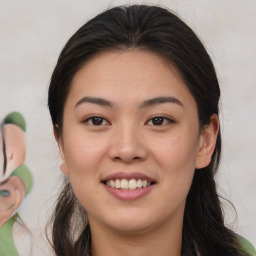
[237,234,256,256]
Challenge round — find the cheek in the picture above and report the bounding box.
[63,135,107,208]
[64,135,107,177]
[152,130,198,171]
[70,142,99,164]
[151,130,198,200]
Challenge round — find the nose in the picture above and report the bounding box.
[108,123,148,163]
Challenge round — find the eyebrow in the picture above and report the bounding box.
[139,96,184,108]
[75,96,114,108]
[75,96,183,109]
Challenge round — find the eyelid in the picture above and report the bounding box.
[145,115,175,126]
[83,115,111,125]
[81,114,175,126]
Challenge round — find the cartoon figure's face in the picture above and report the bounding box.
[0,123,26,227]
[0,176,25,227]
[0,178,18,212]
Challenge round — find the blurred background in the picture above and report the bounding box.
[0,0,255,254]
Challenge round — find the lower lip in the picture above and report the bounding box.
[103,184,154,201]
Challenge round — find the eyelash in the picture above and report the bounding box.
[83,115,110,126]
[145,116,175,126]
[83,115,174,127]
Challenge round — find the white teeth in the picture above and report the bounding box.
[115,179,121,188]
[121,179,129,189]
[129,179,137,190]
[137,179,142,188]
[105,178,152,190]
[110,180,115,188]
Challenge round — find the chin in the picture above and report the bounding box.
[107,220,154,234]
[99,208,159,234]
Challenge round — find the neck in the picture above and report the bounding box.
[89,215,183,256]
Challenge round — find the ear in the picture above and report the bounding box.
[195,114,219,169]
[53,126,68,175]
[0,176,25,228]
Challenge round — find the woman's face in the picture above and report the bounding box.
[58,50,213,234]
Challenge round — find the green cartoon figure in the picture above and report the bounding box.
[0,112,33,256]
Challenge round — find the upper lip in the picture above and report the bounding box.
[101,172,156,182]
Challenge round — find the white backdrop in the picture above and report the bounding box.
[0,0,255,255]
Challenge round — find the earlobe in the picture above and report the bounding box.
[195,114,219,169]
[60,161,68,175]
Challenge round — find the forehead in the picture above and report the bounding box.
[66,50,196,110]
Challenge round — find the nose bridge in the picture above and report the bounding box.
[109,119,147,162]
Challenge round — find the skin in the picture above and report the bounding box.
[0,124,26,228]
[0,124,26,175]
[57,50,219,256]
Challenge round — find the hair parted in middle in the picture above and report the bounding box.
[48,5,246,256]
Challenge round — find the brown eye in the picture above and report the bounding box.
[152,117,164,125]
[84,116,109,126]
[146,116,174,126]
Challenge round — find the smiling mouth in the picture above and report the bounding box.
[103,178,155,191]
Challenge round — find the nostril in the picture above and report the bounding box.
[113,156,121,161]
[112,156,142,162]
[108,141,147,162]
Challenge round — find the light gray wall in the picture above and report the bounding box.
[0,0,255,254]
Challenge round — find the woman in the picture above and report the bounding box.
[47,4,255,256]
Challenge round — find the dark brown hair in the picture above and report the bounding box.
[48,5,247,256]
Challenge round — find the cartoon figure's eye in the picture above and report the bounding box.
[0,190,10,197]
